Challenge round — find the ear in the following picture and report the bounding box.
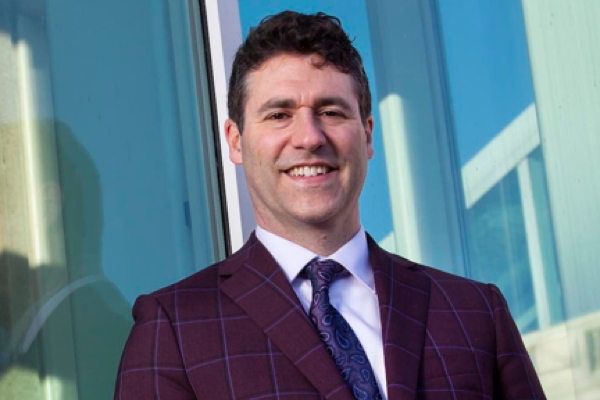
[365,116,374,159]
[225,119,243,165]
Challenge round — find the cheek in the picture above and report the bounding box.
[241,139,261,164]
[253,139,287,166]
[245,145,274,174]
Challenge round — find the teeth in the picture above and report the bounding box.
[288,165,330,177]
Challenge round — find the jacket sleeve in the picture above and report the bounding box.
[114,294,196,399]
[490,284,547,399]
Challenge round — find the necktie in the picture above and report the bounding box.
[304,259,382,400]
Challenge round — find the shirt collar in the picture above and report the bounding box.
[255,226,375,292]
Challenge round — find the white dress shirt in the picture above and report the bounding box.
[255,226,387,399]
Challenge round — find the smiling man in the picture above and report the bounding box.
[115,11,546,400]
[226,51,373,257]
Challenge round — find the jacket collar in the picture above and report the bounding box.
[219,233,355,399]
[219,233,431,400]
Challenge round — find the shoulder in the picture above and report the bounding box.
[129,262,221,326]
[132,236,261,322]
[370,237,484,286]
[417,263,498,313]
[370,240,497,310]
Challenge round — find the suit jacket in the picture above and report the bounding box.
[114,233,546,399]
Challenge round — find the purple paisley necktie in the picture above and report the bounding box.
[304,259,382,400]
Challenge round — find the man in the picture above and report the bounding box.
[115,11,546,400]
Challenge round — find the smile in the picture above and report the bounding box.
[287,165,332,177]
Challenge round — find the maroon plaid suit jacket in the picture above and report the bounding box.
[115,233,546,399]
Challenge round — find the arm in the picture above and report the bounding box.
[490,284,546,399]
[114,295,196,400]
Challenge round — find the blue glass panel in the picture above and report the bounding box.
[0,1,222,398]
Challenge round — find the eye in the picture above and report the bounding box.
[320,110,345,118]
[266,112,289,120]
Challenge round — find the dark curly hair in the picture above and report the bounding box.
[228,11,372,131]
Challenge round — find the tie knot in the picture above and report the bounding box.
[304,259,346,292]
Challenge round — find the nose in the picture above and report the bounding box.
[290,111,326,151]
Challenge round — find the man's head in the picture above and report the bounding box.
[225,11,374,253]
[228,11,371,132]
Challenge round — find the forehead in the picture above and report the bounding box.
[244,53,358,108]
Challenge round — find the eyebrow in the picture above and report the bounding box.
[314,97,354,113]
[256,96,355,115]
[256,98,296,115]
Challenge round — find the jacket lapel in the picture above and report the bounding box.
[219,234,354,400]
[368,236,430,400]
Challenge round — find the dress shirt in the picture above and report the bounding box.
[255,227,387,399]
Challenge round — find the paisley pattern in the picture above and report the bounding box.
[305,259,382,400]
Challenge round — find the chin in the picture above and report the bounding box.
[291,210,346,228]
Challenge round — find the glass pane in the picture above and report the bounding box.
[520,2,600,398]
[435,0,564,333]
[0,1,224,399]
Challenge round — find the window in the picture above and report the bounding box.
[0,1,224,398]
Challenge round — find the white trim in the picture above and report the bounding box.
[517,158,551,328]
[17,38,44,267]
[379,94,422,261]
[204,0,253,251]
[462,104,540,208]
[368,1,468,272]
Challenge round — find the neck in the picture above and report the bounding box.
[257,219,361,256]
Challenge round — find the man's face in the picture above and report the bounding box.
[225,53,373,237]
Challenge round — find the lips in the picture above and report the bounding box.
[286,165,332,177]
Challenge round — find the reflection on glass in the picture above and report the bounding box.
[467,170,538,331]
[435,0,600,398]
[1,118,132,399]
[436,0,565,335]
[1,1,223,399]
